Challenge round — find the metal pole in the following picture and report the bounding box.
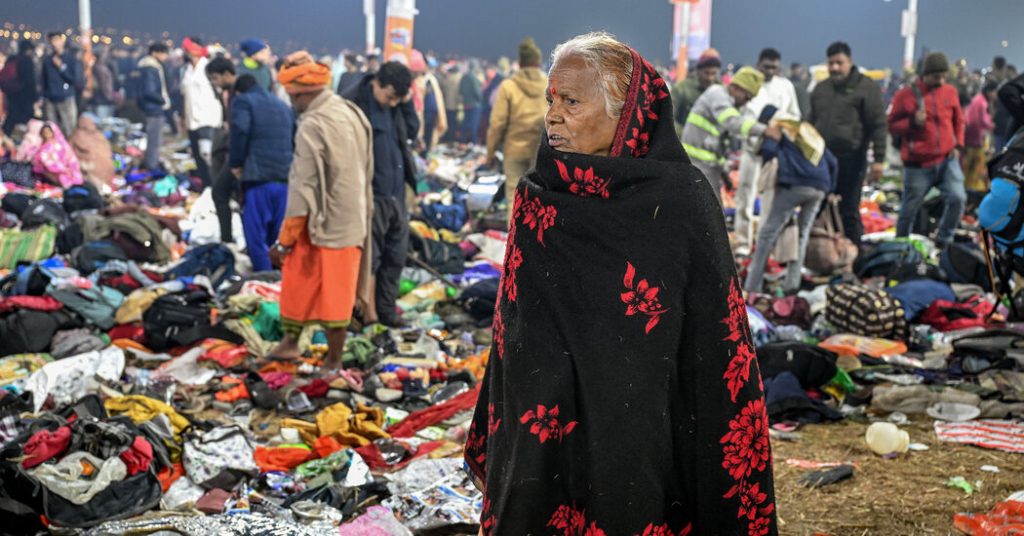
[902,0,918,72]
[364,0,376,53]
[78,0,91,32]
[670,0,692,81]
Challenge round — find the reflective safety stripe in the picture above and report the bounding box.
[682,143,722,163]
[716,107,741,124]
[685,112,720,137]
[740,118,757,137]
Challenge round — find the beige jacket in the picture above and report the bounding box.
[486,67,548,161]
[285,90,374,303]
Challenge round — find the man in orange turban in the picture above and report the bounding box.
[278,51,331,95]
[269,51,374,371]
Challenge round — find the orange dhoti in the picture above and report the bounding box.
[278,216,362,337]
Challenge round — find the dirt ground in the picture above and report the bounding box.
[773,419,1024,535]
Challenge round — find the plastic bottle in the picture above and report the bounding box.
[865,422,910,456]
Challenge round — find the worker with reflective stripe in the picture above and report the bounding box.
[681,66,766,200]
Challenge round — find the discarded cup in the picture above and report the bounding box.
[926,402,981,422]
[865,422,910,456]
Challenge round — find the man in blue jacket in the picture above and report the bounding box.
[134,43,170,172]
[744,119,838,295]
[41,32,80,138]
[229,74,295,271]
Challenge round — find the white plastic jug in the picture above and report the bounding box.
[865,422,910,456]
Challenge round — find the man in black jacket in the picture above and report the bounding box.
[41,32,80,137]
[133,43,170,172]
[0,40,38,135]
[343,61,419,327]
[808,41,888,247]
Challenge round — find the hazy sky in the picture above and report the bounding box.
[4,0,1022,71]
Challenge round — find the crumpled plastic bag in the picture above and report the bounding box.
[338,506,413,536]
[23,347,125,411]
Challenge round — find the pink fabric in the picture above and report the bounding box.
[259,371,293,390]
[31,121,83,188]
[965,93,994,148]
[22,426,72,468]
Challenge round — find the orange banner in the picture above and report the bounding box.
[383,16,414,65]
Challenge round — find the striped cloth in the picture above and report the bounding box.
[0,225,57,269]
[934,419,1024,453]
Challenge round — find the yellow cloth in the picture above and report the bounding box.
[282,403,389,448]
[277,51,331,94]
[115,287,169,324]
[105,395,191,442]
[963,143,989,193]
[315,402,389,448]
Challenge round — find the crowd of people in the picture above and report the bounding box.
[0,22,1023,533]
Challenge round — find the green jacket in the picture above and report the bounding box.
[807,68,887,161]
[671,74,713,131]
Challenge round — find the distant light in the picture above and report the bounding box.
[1002,40,1010,48]
[11,32,18,39]
[91,35,99,43]
[123,36,133,45]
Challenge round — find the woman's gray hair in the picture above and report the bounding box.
[550,32,633,120]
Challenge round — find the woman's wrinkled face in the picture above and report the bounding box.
[40,126,54,141]
[545,55,619,157]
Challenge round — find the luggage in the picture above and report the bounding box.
[72,240,128,275]
[142,290,213,351]
[940,242,993,291]
[805,195,857,275]
[63,183,105,215]
[825,284,909,340]
[410,234,465,274]
[855,240,924,279]
[20,198,69,230]
[919,295,995,332]
[980,130,1024,258]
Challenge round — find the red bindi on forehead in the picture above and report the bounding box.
[549,83,558,97]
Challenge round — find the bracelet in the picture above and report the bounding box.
[272,243,292,254]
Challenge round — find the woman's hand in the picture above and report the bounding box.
[269,243,291,269]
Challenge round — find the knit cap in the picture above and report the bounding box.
[730,66,765,96]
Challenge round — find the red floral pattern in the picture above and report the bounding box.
[519,404,578,444]
[721,399,771,481]
[619,55,669,158]
[554,159,611,198]
[519,195,558,245]
[621,262,670,334]
[722,277,756,402]
[747,517,772,536]
[547,505,607,536]
[503,243,523,303]
[636,522,693,536]
[493,309,505,360]
[487,403,501,435]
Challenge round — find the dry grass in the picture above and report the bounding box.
[773,419,1024,535]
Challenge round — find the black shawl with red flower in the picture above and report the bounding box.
[466,48,777,536]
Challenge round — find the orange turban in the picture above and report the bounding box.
[278,51,331,95]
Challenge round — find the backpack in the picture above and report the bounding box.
[979,131,1024,259]
[919,295,995,332]
[166,243,236,289]
[20,198,69,230]
[1,193,36,218]
[409,234,464,274]
[105,212,170,263]
[855,240,925,279]
[0,162,35,189]
[459,278,499,321]
[63,183,105,215]
[56,220,83,255]
[142,290,213,351]
[0,309,77,355]
[72,240,127,275]
[0,415,163,529]
[940,242,993,291]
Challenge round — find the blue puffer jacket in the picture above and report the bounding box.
[760,136,838,193]
[229,86,295,184]
[134,56,167,117]
[40,52,78,102]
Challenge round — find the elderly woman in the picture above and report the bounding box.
[70,113,115,189]
[465,33,776,535]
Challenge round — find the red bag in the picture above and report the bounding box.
[919,296,995,332]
